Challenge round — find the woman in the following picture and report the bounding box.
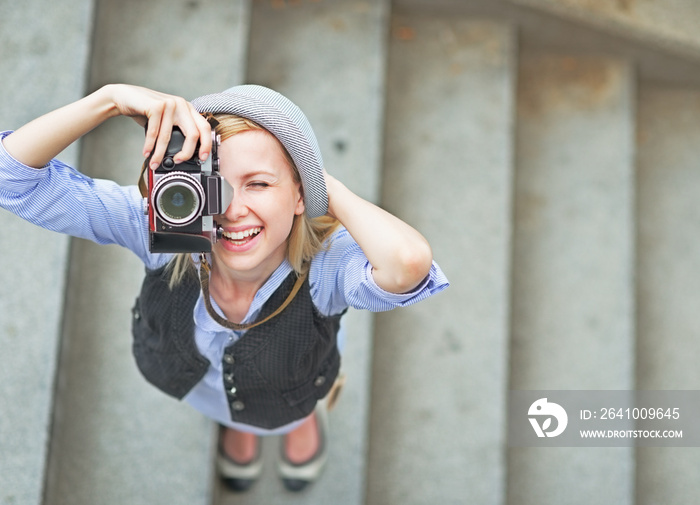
[0,83,448,492]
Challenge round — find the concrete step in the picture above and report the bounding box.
[0,2,94,504]
[367,14,515,505]
[511,0,700,59]
[507,51,636,504]
[635,84,700,505]
[214,1,389,503]
[42,1,250,504]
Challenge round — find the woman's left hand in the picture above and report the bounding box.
[323,171,433,294]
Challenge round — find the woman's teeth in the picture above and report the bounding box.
[222,227,262,243]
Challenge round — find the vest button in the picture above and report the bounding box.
[228,386,237,395]
[314,375,326,387]
[223,354,235,364]
[224,373,234,383]
[231,400,245,411]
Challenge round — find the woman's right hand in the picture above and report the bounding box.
[107,84,212,169]
[2,84,211,170]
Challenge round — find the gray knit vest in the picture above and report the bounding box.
[131,265,343,430]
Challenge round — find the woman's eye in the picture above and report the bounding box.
[249,182,269,188]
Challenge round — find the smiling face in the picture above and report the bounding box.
[212,129,305,281]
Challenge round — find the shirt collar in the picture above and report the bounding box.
[193,259,294,333]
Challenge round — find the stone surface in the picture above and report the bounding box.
[507,52,635,505]
[0,2,93,504]
[511,0,700,57]
[635,84,700,505]
[367,16,515,505]
[41,1,249,504]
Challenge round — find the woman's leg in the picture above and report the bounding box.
[278,403,329,491]
[221,426,258,463]
[284,411,319,463]
[218,426,262,492]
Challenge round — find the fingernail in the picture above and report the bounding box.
[150,161,159,170]
[200,152,209,162]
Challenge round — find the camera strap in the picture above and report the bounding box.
[198,254,308,331]
[137,158,149,198]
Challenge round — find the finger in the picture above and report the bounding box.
[132,115,148,128]
[192,107,213,161]
[149,100,176,170]
[174,112,201,164]
[143,107,163,161]
[172,103,212,163]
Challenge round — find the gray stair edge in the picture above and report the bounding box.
[511,0,700,61]
[507,51,637,505]
[42,1,251,504]
[0,1,94,504]
[635,84,700,505]
[368,15,516,505]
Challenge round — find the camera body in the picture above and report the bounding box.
[146,128,233,253]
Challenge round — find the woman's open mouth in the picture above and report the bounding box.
[221,227,262,246]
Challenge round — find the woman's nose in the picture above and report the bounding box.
[222,190,249,221]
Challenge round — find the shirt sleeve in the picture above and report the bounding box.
[309,227,449,316]
[0,130,167,269]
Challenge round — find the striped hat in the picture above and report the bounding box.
[191,85,328,218]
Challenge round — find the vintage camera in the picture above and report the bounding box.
[145,127,233,253]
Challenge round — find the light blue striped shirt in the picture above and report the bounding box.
[0,130,449,434]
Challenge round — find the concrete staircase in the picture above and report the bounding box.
[2,1,700,504]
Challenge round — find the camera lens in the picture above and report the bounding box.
[160,185,196,218]
[152,172,205,227]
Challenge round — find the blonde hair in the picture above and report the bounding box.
[167,114,339,287]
